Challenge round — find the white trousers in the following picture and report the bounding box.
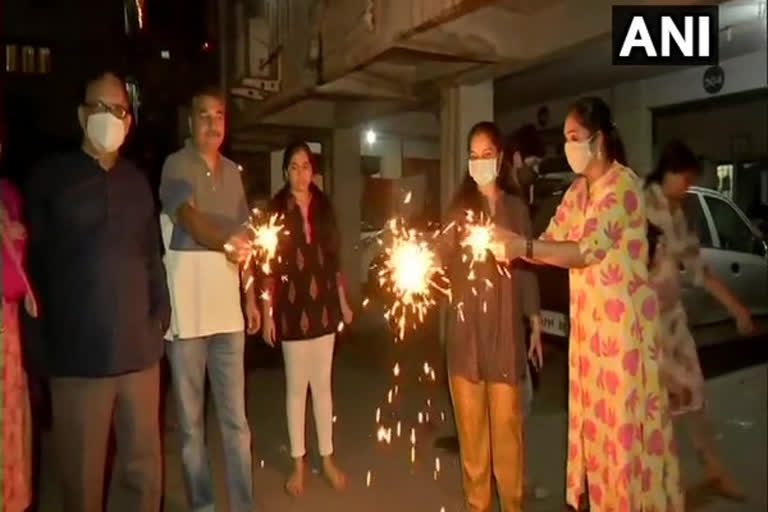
[282,333,336,458]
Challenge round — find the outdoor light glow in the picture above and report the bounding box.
[366,128,377,145]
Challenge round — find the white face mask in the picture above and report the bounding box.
[468,158,498,186]
[86,112,126,154]
[564,136,595,175]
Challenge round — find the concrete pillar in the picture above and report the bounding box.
[611,82,653,176]
[330,128,362,305]
[270,150,284,196]
[439,81,494,214]
[361,133,403,178]
[438,81,493,348]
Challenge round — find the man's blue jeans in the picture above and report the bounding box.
[166,332,253,512]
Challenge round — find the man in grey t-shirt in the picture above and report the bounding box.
[159,86,259,512]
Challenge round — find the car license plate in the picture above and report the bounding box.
[540,310,569,338]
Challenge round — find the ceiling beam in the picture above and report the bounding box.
[316,71,418,101]
[320,0,496,86]
[334,98,428,128]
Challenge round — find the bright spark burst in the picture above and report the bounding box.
[460,210,494,270]
[227,210,285,281]
[376,218,450,340]
[377,426,392,444]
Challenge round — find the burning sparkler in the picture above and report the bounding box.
[460,210,494,272]
[375,217,450,340]
[224,209,286,287]
[246,210,285,275]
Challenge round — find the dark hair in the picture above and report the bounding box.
[281,140,315,174]
[270,141,338,265]
[645,140,701,263]
[82,70,128,103]
[190,85,226,110]
[645,139,701,185]
[567,96,627,166]
[450,121,516,213]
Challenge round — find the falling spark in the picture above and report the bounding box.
[410,446,416,464]
[393,363,400,377]
[404,191,412,204]
[426,399,432,408]
[362,298,370,308]
[423,362,431,375]
[435,457,441,472]
[410,428,416,445]
[376,408,381,423]
[333,415,337,423]
[337,321,345,333]
[374,218,451,340]
[366,470,372,487]
[387,389,393,404]
[441,411,446,422]
[483,301,487,314]
[418,412,424,424]
[260,459,265,468]
[377,426,392,444]
[426,412,430,423]
[430,369,436,382]
[394,385,399,395]
[396,421,402,437]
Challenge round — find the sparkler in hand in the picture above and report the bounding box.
[459,210,510,279]
[224,208,286,292]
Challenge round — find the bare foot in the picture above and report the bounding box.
[285,459,305,497]
[322,456,347,491]
[707,474,746,502]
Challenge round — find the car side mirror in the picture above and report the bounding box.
[757,237,768,259]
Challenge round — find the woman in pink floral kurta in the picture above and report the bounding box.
[497,97,683,512]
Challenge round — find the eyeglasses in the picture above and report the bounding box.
[84,100,131,120]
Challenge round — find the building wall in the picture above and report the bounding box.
[496,50,768,176]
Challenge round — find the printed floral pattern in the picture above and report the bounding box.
[645,183,707,414]
[542,164,684,512]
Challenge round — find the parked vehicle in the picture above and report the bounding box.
[532,174,768,346]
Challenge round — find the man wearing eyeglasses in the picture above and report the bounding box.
[24,71,170,512]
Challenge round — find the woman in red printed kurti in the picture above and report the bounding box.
[495,97,684,512]
[2,177,38,512]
